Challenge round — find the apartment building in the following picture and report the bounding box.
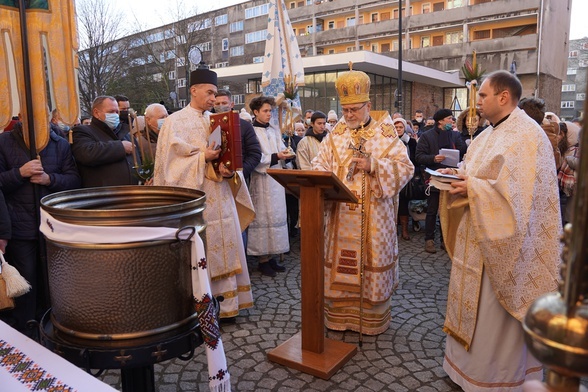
[561,38,587,120]
[113,0,571,117]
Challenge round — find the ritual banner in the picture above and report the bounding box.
[0,0,79,152]
[261,0,305,133]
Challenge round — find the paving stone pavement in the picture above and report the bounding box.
[97,227,587,391]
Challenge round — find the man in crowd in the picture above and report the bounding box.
[153,66,254,320]
[439,70,561,390]
[72,96,138,187]
[139,102,169,160]
[415,108,466,254]
[296,110,327,170]
[312,65,414,335]
[411,109,425,134]
[0,121,80,336]
[304,109,314,130]
[213,89,261,181]
[115,94,131,125]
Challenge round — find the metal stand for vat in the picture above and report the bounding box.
[38,309,203,392]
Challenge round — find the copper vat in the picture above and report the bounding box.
[40,186,206,340]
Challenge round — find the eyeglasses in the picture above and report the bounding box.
[341,102,367,115]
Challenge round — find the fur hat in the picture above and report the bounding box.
[433,108,453,122]
[456,107,481,132]
[327,110,338,122]
[294,122,305,133]
[239,108,252,123]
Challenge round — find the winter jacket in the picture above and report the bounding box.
[0,127,81,239]
[71,117,138,187]
[415,127,467,172]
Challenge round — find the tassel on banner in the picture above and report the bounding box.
[1,253,31,298]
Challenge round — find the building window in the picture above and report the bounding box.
[371,13,378,22]
[371,44,378,52]
[176,57,185,67]
[168,71,176,80]
[328,49,335,54]
[577,93,586,101]
[222,38,229,51]
[245,29,267,43]
[346,46,355,52]
[177,78,186,88]
[245,3,269,19]
[381,43,390,52]
[473,29,491,40]
[567,68,578,75]
[381,12,391,20]
[561,101,575,108]
[421,36,430,48]
[179,99,186,107]
[583,42,588,50]
[562,84,576,92]
[215,62,229,68]
[215,14,228,25]
[432,35,444,46]
[446,31,462,44]
[579,60,588,67]
[290,2,295,9]
[392,40,399,51]
[233,94,245,105]
[328,21,334,29]
[446,0,464,9]
[394,8,406,19]
[230,21,244,33]
[197,42,212,52]
[253,56,265,63]
[230,45,244,56]
[422,3,431,13]
[569,50,578,58]
[433,2,444,12]
[347,17,355,27]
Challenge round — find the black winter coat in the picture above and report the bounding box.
[0,128,81,239]
[415,127,467,172]
[240,119,262,180]
[71,117,138,187]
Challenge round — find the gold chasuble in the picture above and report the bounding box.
[312,111,414,335]
[440,107,561,351]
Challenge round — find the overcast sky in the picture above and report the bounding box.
[113,0,587,39]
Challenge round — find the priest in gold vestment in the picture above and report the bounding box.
[312,65,414,335]
[153,67,254,320]
[439,71,561,391]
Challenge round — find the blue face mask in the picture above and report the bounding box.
[104,113,120,130]
[443,123,453,131]
[157,118,166,130]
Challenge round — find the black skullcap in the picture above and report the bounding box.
[190,68,217,87]
[433,108,453,122]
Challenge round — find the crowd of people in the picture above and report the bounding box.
[0,66,583,390]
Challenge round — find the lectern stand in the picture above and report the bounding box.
[266,169,358,380]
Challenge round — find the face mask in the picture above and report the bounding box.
[104,113,120,130]
[157,118,166,130]
[415,117,423,123]
[214,105,231,113]
[119,110,129,124]
[443,123,453,131]
[305,118,311,125]
[58,121,70,132]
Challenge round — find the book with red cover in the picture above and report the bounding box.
[209,111,243,172]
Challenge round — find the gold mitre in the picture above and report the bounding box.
[335,62,371,105]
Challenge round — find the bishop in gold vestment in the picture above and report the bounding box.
[439,71,561,391]
[153,68,254,319]
[312,66,414,335]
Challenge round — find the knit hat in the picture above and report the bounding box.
[393,117,408,129]
[239,108,252,123]
[433,108,453,122]
[327,110,338,122]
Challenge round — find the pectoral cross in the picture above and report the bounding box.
[346,137,370,181]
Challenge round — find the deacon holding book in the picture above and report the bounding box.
[438,70,561,390]
[153,66,254,321]
[311,64,414,335]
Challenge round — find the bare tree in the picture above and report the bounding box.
[129,1,211,109]
[76,0,128,114]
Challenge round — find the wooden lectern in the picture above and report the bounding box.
[266,169,358,380]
